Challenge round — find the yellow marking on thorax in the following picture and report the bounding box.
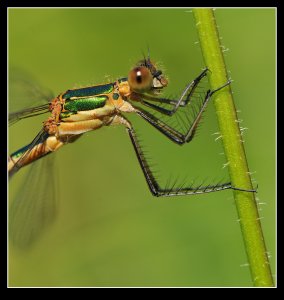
[58,118,107,135]
[107,80,136,113]
[118,81,131,98]
[62,104,115,122]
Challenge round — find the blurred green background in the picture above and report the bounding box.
[8,8,275,287]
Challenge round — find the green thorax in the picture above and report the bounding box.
[62,83,115,113]
[64,96,108,112]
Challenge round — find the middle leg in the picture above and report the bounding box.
[112,115,237,197]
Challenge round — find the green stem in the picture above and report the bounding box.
[192,8,274,287]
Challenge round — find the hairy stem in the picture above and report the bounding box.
[192,8,274,287]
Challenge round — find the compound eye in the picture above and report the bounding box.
[128,66,153,93]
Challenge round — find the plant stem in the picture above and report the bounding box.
[192,8,274,287]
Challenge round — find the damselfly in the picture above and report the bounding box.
[9,56,256,196]
[9,55,258,247]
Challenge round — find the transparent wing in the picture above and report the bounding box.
[9,104,50,126]
[9,67,54,125]
[9,154,58,249]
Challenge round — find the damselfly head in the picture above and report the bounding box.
[128,58,168,94]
